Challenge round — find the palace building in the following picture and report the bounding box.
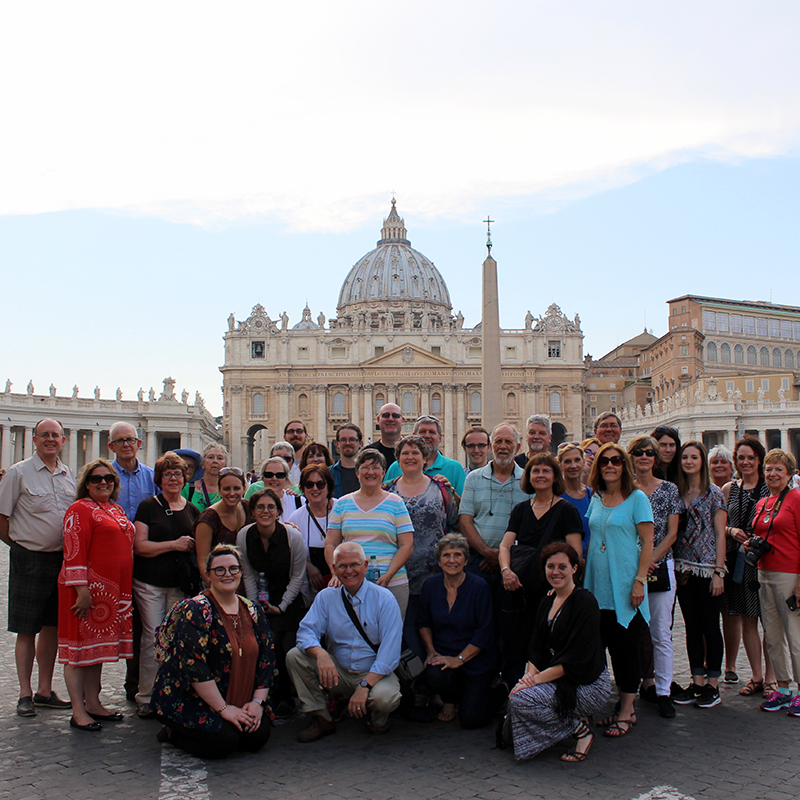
[220,200,586,469]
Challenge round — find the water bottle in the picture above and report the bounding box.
[366,555,380,583]
[257,572,270,606]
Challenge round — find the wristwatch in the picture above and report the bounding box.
[713,568,726,578]
[253,698,265,707]
[359,678,373,690]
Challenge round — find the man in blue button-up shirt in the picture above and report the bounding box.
[287,542,402,742]
[108,421,156,521]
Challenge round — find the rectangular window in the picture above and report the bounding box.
[590,407,597,417]
[744,316,756,335]
[782,378,790,390]
[374,346,384,357]
[681,366,688,374]
[726,381,734,393]
[717,313,729,332]
[297,347,309,360]
[746,380,754,393]
[781,321,792,339]
[505,346,517,359]
[547,341,561,358]
[610,395,617,402]
[769,319,780,338]
[590,395,597,401]
[702,310,716,331]
[609,383,616,389]
[757,317,768,337]
[794,322,800,340]
[589,383,596,389]
[468,346,482,358]
[430,346,441,356]
[731,314,743,333]
[762,379,770,391]
[251,341,265,359]
[680,346,688,356]
[331,346,347,358]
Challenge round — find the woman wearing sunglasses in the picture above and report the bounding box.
[58,459,135,731]
[193,467,252,584]
[627,436,680,719]
[672,441,727,709]
[246,455,304,518]
[151,544,276,758]
[237,488,308,719]
[584,443,654,738]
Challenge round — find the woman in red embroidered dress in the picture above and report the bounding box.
[58,459,135,731]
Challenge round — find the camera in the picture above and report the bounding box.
[744,536,772,568]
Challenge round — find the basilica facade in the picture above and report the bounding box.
[220,201,586,469]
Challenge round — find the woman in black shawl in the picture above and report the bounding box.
[502,542,610,762]
[236,489,308,719]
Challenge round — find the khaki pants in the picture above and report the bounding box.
[758,569,800,684]
[285,646,401,726]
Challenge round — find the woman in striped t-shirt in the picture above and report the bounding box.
[324,448,414,618]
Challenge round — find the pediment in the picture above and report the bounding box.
[361,343,455,368]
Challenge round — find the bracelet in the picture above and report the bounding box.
[456,654,464,662]
[217,703,228,714]
[634,575,647,585]
[501,567,510,573]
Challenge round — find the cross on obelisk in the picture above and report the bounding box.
[481,216,502,432]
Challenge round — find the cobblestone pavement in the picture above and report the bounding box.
[2,544,799,800]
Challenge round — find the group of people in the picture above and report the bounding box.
[1,407,799,764]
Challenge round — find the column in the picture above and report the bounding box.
[455,384,466,459]
[67,429,79,476]
[276,384,291,439]
[781,428,790,451]
[14,427,25,463]
[351,384,362,431]
[419,383,431,417]
[90,429,101,460]
[146,428,158,465]
[228,386,244,469]
[181,431,194,450]
[387,383,398,407]
[443,384,455,460]
[523,383,536,419]
[1,425,12,469]
[24,426,33,459]
[362,384,374,440]
[314,385,328,446]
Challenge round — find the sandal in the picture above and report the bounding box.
[437,703,457,723]
[762,682,779,697]
[597,712,636,728]
[739,678,764,696]
[561,717,594,762]
[603,718,635,738]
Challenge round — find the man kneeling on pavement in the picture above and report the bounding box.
[287,541,402,742]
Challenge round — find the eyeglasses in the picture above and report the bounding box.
[254,504,278,513]
[631,448,657,458]
[87,474,115,485]
[597,455,625,467]
[162,471,185,480]
[110,437,138,446]
[285,428,305,435]
[262,471,287,480]
[465,442,489,450]
[337,437,361,444]
[219,467,243,476]
[597,423,621,430]
[303,480,327,490]
[209,565,242,577]
[380,412,402,419]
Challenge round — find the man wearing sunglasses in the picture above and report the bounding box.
[363,403,404,468]
[331,423,363,498]
[0,418,76,717]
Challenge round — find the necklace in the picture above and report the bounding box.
[598,504,612,553]
[225,604,244,656]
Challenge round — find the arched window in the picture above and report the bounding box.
[747,346,757,365]
[734,344,744,364]
[760,347,770,366]
[786,349,795,369]
[720,343,731,363]
[374,393,385,414]
[506,392,517,415]
[706,342,718,361]
[333,392,346,413]
[773,348,782,368]
[470,391,482,414]
[252,392,264,415]
[550,391,562,414]
[402,391,415,415]
[431,392,442,414]
[298,393,309,414]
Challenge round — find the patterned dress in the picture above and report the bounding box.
[58,499,135,666]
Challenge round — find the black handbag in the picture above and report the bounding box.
[647,562,670,593]
[155,494,202,596]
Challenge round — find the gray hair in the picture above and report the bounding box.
[525,414,551,435]
[261,455,290,475]
[270,440,295,459]
[434,533,470,561]
[333,541,366,563]
[202,442,230,462]
[414,415,442,435]
[492,422,520,445]
[109,421,137,441]
[708,444,734,467]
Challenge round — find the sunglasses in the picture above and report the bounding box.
[303,480,326,490]
[380,412,402,419]
[262,471,287,480]
[209,565,242,577]
[87,474,115,485]
[631,448,657,458]
[219,467,243,476]
[597,455,625,467]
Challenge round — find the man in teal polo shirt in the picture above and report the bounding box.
[383,415,465,496]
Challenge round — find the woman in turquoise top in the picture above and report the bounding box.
[585,443,653,739]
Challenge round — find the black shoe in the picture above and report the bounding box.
[33,692,71,709]
[694,685,721,708]
[672,683,702,705]
[90,711,124,722]
[16,697,37,717]
[639,685,657,703]
[657,695,676,718]
[70,717,102,732]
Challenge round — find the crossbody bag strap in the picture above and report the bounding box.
[340,587,379,653]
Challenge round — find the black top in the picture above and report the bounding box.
[133,497,200,587]
[507,498,583,548]
[362,440,396,468]
[339,466,359,495]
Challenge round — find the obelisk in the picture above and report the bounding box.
[481,217,502,433]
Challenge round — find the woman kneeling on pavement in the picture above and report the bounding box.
[151,545,276,758]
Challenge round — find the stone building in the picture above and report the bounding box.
[0,378,221,472]
[221,200,586,469]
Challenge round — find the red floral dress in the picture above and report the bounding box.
[58,499,135,666]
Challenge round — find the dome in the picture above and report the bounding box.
[337,200,452,316]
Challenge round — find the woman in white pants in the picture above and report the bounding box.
[628,436,680,719]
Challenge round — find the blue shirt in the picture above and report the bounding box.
[112,459,156,521]
[384,451,466,495]
[560,488,593,557]
[459,462,531,548]
[296,579,402,676]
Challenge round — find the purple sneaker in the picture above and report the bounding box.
[786,695,800,717]
[761,690,792,712]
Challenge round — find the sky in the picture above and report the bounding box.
[1,1,798,415]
